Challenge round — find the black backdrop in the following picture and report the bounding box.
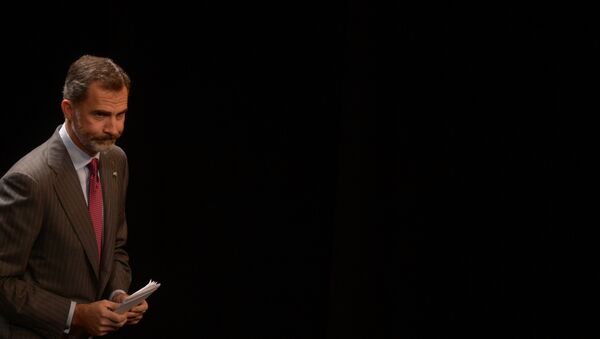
[1,2,598,338]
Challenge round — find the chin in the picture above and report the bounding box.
[91,142,116,154]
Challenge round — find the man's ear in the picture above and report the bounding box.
[61,99,74,120]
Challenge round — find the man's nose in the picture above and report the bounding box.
[103,116,121,136]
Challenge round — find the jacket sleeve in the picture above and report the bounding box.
[0,171,71,339]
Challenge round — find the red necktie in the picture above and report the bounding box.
[87,158,103,258]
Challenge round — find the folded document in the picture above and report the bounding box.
[115,279,161,314]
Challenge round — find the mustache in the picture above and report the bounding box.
[94,136,118,142]
[92,137,117,144]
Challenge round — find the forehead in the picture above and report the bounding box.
[81,81,129,112]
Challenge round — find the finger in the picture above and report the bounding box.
[130,305,144,313]
[100,317,126,329]
[103,314,128,327]
[127,313,143,322]
[128,318,141,325]
[104,307,128,321]
[131,301,148,313]
[112,293,128,303]
[127,311,143,318]
[94,325,114,335]
[98,324,120,334]
[104,300,121,309]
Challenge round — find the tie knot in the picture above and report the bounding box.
[88,158,99,173]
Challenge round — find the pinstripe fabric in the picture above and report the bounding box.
[0,126,132,339]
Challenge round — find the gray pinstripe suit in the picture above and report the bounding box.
[0,126,132,338]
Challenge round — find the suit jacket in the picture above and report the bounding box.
[0,126,132,339]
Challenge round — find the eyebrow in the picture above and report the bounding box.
[91,109,128,115]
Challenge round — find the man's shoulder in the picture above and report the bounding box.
[102,145,128,174]
[2,128,62,180]
[6,142,50,176]
[9,125,60,172]
[103,145,127,161]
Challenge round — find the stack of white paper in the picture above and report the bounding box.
[115,279,161,314]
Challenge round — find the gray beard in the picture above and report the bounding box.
[89,139,116,153]
[71,119,117,154]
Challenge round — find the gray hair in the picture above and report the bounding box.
[62,55,131,105]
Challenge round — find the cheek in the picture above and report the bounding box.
[81,120,106,137]
[88,121,105,133]
[77,117,96,132]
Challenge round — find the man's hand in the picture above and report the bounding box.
[112,292,149,325]
[72,300,127,337]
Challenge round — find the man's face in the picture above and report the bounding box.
[69,81,128,155]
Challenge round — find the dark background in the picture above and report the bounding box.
[1,2,598,338]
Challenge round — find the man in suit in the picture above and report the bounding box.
[0,55,148,338]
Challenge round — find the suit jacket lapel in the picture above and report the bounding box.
[47,130,100,279]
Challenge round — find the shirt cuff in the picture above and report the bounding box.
[64,301,76,334]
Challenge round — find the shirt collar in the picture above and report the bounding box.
[59,123,100,170]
